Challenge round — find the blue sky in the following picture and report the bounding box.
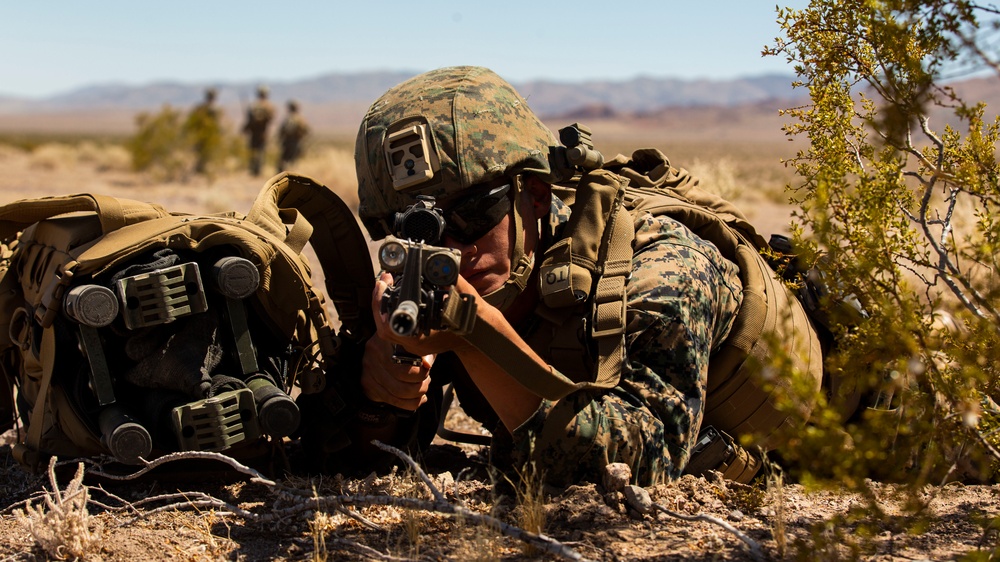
[2,1,809,98]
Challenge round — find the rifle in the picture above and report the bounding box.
[378,196,477,365]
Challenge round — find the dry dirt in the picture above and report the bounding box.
[0,146,998,561]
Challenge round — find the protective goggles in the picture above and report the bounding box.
[440,183,512,245]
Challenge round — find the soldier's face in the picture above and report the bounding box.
[442,178,548,297]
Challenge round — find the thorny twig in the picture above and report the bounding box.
[368,441,589,562]
[53,445,592,561]
[623,484,764,562]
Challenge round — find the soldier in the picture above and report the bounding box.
[243,85,275,176]
[277,100,309,172]
[349,66,825,487]
[183,88,223,175]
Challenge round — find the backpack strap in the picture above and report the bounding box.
[458,169,634,400]
[11,325,56,471]
[0,194,168,242]
[247,173,376,343]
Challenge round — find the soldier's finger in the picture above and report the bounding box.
[389,361,432,385]
[361,371,428,411]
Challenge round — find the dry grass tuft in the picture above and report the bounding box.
[77,141,132,172]
[30,143,81,171]
[308,510,336,562]
[766,462,788,558]
[0,143,27,162]
[14,460,104,561]
[513,461,546,557]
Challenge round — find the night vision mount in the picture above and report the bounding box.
[549,123,605,182]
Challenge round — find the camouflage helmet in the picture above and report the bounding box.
[355,66,556,240]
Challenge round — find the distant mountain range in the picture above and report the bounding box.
[0,71,803,117]
[2,71,995,141]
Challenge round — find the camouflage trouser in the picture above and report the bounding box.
[508,214,743,486]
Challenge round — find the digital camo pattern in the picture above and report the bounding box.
[356,66,556,236]
[510,212,744,486]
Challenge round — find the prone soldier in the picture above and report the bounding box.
[350,66,825,486]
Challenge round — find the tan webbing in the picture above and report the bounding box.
[0,194,167,241]
[591,202,633,389]
[459,315,580,400]
[248,173,376,341]
[12,326,56,470]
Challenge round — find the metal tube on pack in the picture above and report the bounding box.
[246,376,301,438]
[63,284,119,327]
[211,256,260,300]
[98,405,152,465]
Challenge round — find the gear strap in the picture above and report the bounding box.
[248,173,376,343]
[453,169,634,401]
[12,326,56,471]
[456,311,580,400]
[537,169,633,390]
[0,194,168,242]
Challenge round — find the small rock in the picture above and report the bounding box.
[434,471,455,494]
[624,484,654,515]
[603,462,632,493]
[704,470,724,484]
[729,509,744,521]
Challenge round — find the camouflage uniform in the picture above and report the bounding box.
[433,198,743,486]
[525,210,740,484]
[243,88,275,176]
[353,66,745,487]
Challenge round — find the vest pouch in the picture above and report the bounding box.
[538,238,592,308]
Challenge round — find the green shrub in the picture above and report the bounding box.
[766,0,1000,490]
[127,105,190,179]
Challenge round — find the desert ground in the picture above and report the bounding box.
[0,131,997,561]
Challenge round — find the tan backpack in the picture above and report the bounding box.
[0,173,374,473]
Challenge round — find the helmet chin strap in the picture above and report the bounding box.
[482,175,535,312]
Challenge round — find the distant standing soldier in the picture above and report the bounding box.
[243,85,275,176]
[183,88,223,175]
[277,100,310,172]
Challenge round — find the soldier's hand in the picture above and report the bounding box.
[360,334,434,411]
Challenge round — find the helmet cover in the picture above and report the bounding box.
[355,66,556,239]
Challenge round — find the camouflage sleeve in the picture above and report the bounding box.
[510,213,743,486]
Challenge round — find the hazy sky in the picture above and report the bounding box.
[2,1,810,98]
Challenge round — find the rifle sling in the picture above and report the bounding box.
[458,315,580,402]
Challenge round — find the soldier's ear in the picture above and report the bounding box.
[522,175,552,220]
